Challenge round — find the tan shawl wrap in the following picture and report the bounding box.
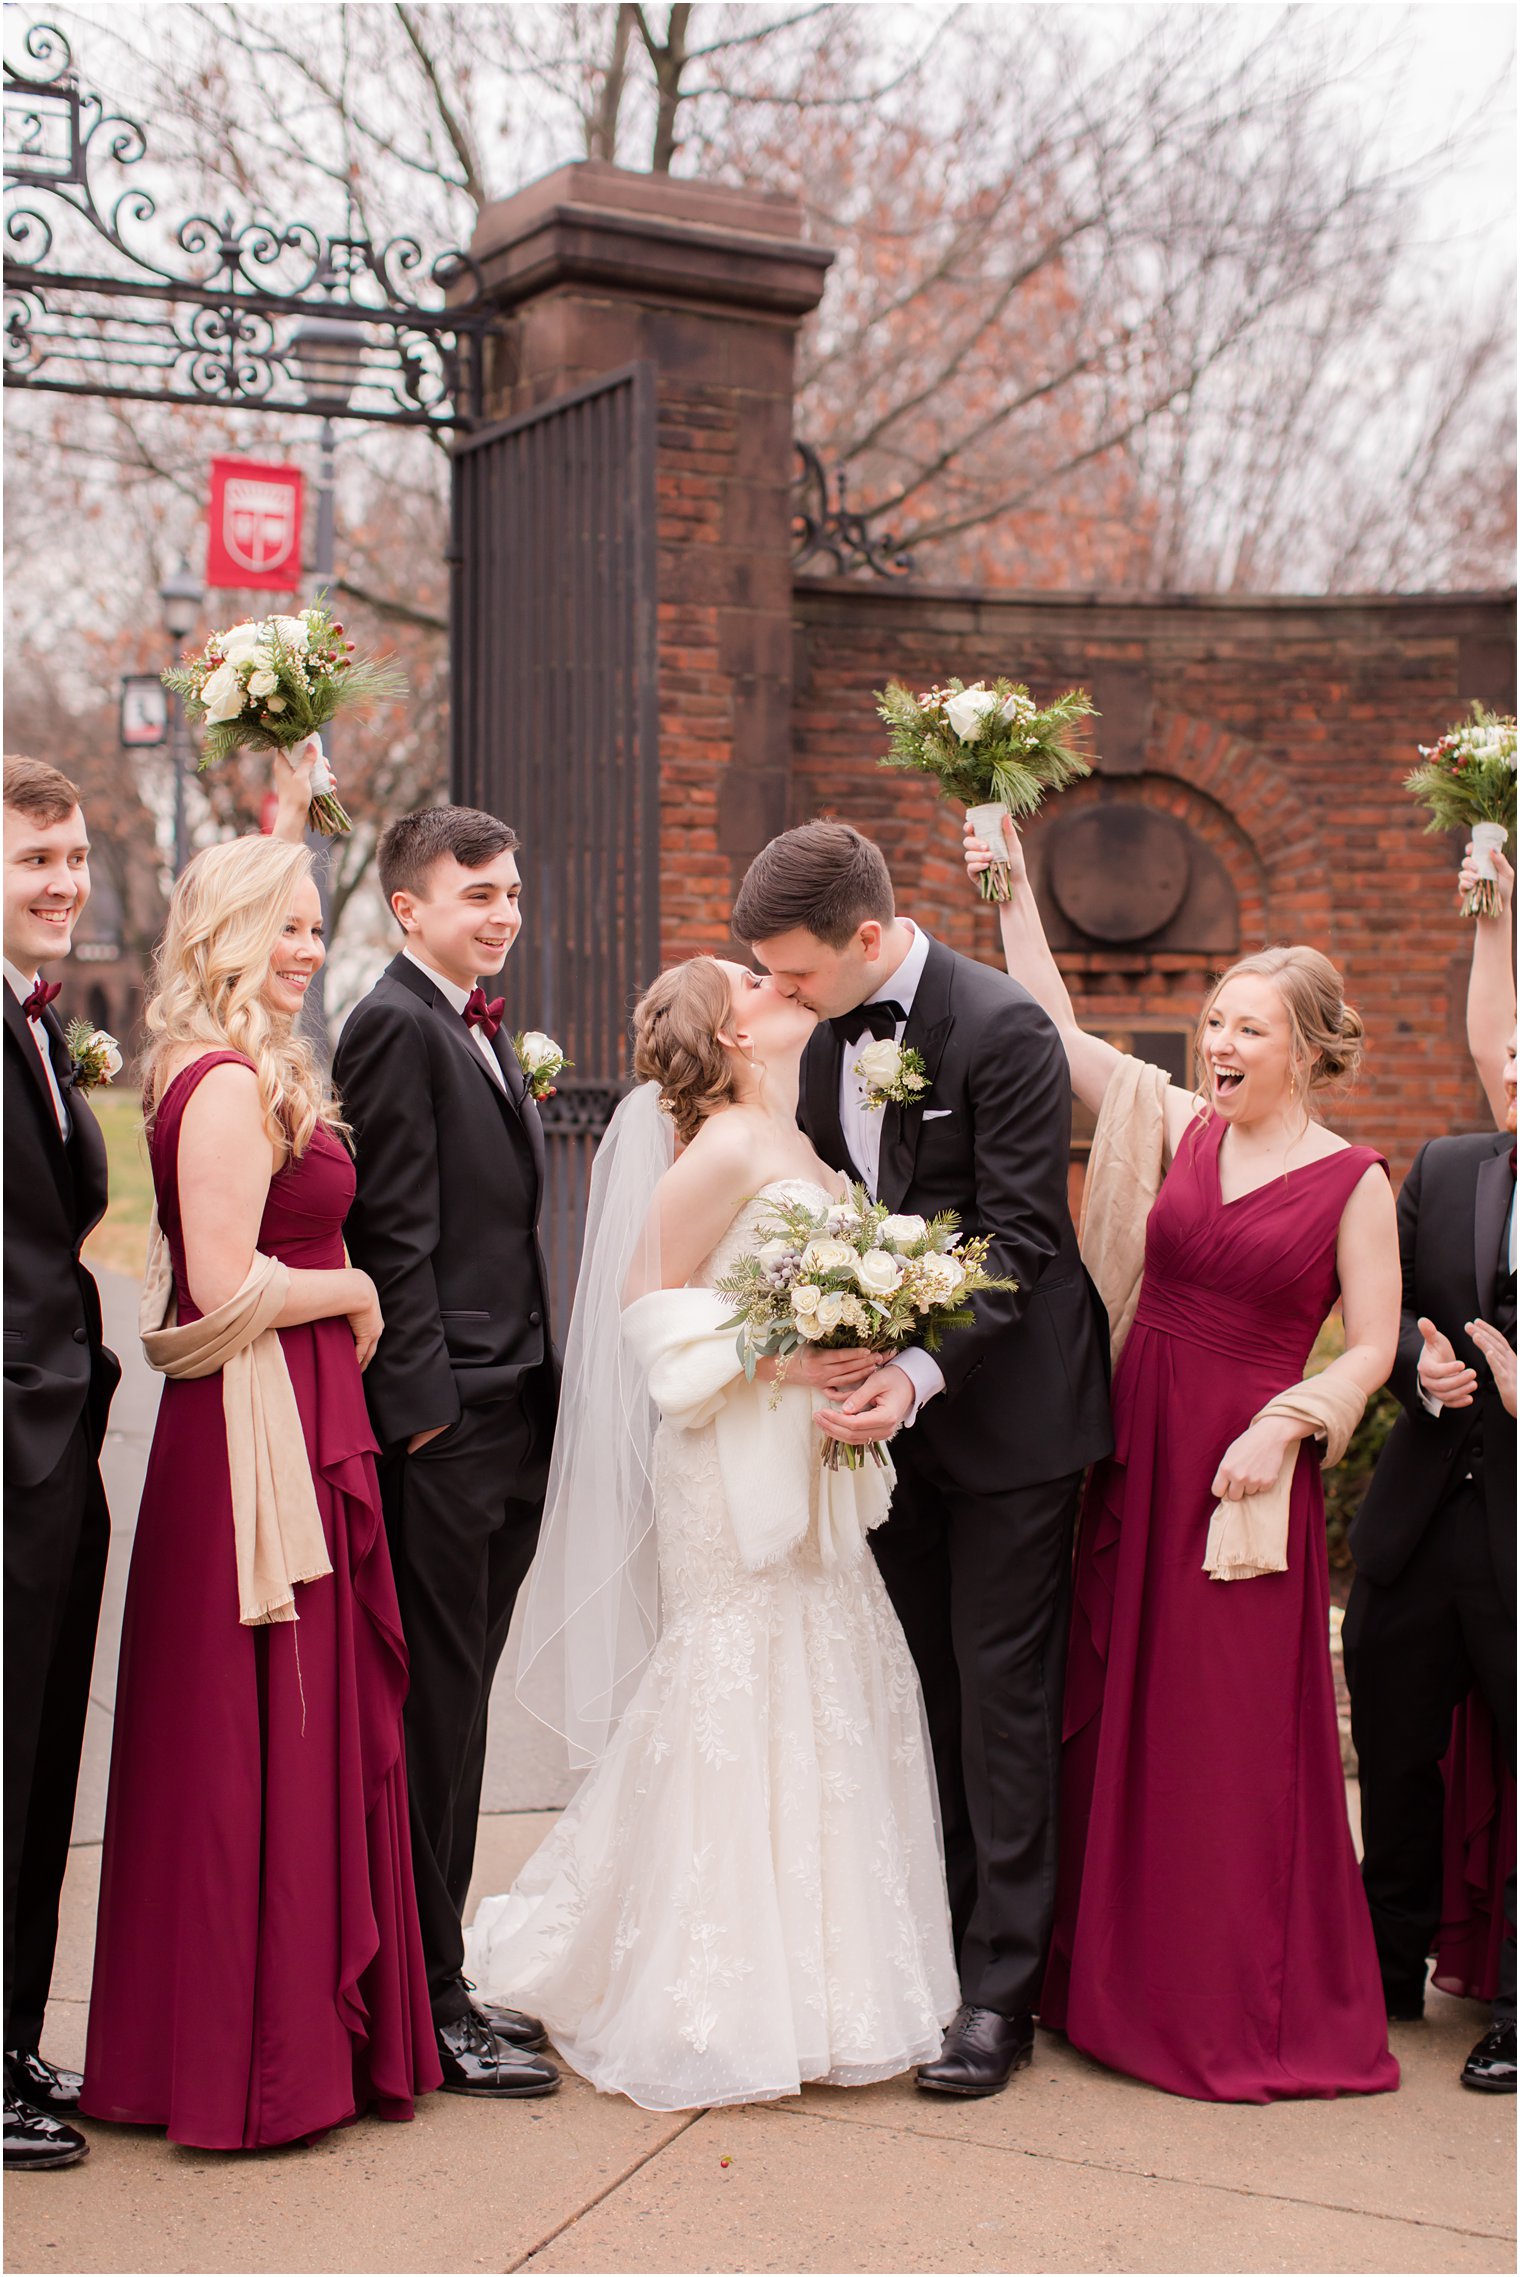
[1202,1372,1367,1582]
[139,1211,332,1624]
[1078,1052,1173,1362]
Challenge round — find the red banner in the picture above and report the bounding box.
[206,456,304,590]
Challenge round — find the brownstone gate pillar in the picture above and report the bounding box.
[469,163,832,961]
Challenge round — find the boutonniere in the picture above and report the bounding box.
[853,1036,930,1114]
[513,1029,571,1101]
[64,1019,123,1091]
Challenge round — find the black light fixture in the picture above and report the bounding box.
[158,555,204,644]
[289,313,367,412]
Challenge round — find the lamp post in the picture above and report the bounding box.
[159,556,204,878]
[288,313,365,1064]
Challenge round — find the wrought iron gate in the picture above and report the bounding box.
[451,362,659,1324]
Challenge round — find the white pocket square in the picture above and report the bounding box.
[922,1108,953,1121]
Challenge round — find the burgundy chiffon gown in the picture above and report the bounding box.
[81,1053,441,2149]
[1042,1112,1399,2103]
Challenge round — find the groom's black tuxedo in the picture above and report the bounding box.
[1344,1130,1516,2023]
[3,986,118,2057]
[799,931,1112,2016]
[335,952,559,2021]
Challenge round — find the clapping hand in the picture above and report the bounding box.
[1466,1317,1517,1417]
[1415,1316,1478,1409]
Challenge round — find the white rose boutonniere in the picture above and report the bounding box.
[513,1029,571,1101]
[853,1036,931,1113]
[64,1019,122,1090]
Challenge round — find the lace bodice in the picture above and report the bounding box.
[691,1178,836,1289]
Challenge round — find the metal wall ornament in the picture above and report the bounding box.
[791,440,915,580]
[4,21,503,427]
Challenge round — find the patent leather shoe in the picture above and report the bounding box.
[1460,2022,1516,2093]
[460,1978,548,2051]
[916,2005,1034,2096]
[436,2009,559,2097]
[4,2090,88,2171]
[5,2048,83,2113]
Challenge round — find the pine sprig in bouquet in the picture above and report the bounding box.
[876,676,1096,900]
[162,597,407,835]
[1405,705,1517,917]
[715,1185,1015,1470]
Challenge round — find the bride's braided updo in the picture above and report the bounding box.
[632,958,738,1146]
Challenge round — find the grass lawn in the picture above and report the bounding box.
[83,1090,153,1279]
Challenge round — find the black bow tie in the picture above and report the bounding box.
[829,999,906,1046]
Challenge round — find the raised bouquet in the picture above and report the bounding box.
[1405,705,1516,917]
[715,1185,1015,1470]
[876,676,1096,900]
[162,599,407,835]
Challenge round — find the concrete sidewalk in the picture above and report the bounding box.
[8,1271,1514,2277]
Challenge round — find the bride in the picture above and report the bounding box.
[465,956,957,2110]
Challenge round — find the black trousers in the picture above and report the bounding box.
[378,1383,549,2026]
[4,1417,110,2054]
[870,1448,1083,2017]
[1344,1478,1517,2026]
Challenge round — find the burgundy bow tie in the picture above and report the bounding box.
[22,979,61,1022]
[463,987,505,1043]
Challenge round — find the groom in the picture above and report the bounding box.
[335,805,560,2099]
[734,820,1111,2094]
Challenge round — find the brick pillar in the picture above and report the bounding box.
[469,163,833,960]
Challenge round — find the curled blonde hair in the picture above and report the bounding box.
[1194,944,1365,1110]
[143,836,345,1160]
[632,958,738,1146]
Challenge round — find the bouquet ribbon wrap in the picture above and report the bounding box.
[1202,1374,1366,1582]
[139,1210,332,1624]
[621,1288,894,1572]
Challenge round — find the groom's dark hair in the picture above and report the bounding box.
[378,803,519,913]
[732,820,895,948]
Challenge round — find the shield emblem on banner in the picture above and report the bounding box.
[222,478,298,576]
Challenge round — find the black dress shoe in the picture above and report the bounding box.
[1461,2022,1517,2093]
[4,2091,88,2171]
[436,2010,559,2098]
[916,2005,1035,2096]
[460,1978,548,2051]
[5,2048,83,2113]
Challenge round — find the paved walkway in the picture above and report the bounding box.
[9,1272,1513,2276]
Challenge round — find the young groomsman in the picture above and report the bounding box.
[1346,1037,1517,2094]
[3,759,120,2170]
[334,807,559,2098]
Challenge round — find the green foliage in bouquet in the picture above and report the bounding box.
[1405,704,1516,916]
[875,676,1097,815]
[163,598,407,833]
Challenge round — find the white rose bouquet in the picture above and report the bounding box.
[162,596,407,835]
[875,675,1096,901]
[715,1185,1015,1470]
[1405,705,1517,917]
[513,1030,571,1101]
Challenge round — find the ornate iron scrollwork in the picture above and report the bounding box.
[3,20,501,427]
[791,440,914,579]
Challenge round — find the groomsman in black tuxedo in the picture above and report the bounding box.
[3,759,120,2170]
[734,821,1112,2095]
[1346,1040,1517,2094]
[334,806,559,2099]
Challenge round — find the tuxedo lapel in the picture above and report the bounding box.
[490,1028,547,1191]
[877,937,954,1212]
[801,1024,856,1180]
[4,989,72,1213]
[1472,1142,1512,1321]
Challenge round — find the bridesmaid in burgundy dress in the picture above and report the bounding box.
[81,831,440,2149]
[966,819,1401,2103]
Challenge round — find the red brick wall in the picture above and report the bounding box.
[745,583,1514,1179]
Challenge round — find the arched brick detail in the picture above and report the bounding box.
[1149,711,1334,947]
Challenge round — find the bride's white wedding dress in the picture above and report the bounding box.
[465,1179,958,2111]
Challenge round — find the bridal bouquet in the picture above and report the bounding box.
[876,676,1096,900]
[715,1186,1014,1470]
[1405,705,1517,917]
[162,598,407,835]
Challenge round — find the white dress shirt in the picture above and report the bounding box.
[834,921,943,1415]
[4,954,70,1138]
[403,948,506,1091]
